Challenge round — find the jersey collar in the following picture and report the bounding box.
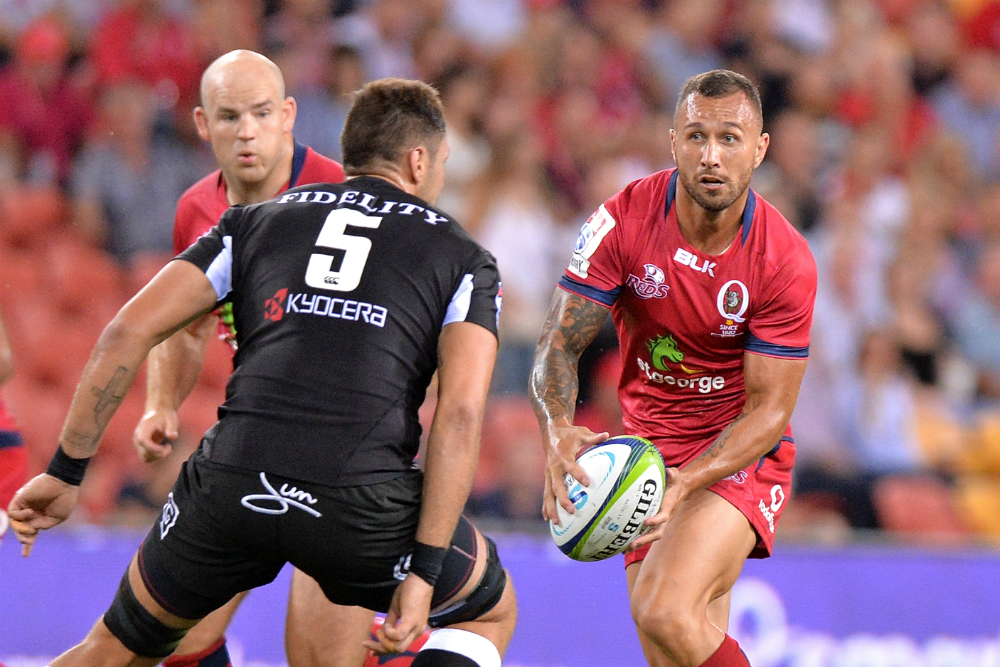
[288,140,308,189]
[665,169,757,247]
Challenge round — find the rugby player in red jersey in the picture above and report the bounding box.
[531,70,817,667]
[0,307,26,551]
[130,50,423,667]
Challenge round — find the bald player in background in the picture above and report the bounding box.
[131,50,420,667]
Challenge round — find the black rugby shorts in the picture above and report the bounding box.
[136,448,479,620]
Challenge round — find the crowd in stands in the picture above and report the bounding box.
[2,0,1000,542]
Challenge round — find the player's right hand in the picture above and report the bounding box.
[7,473,79,557]
[133,408,180,462]
[541,421,608,523]
[363,573,432,655]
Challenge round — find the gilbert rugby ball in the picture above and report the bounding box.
[550,435,666,562]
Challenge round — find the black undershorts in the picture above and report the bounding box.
[136,448,482,620]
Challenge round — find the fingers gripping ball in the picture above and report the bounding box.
[550,435,666,562]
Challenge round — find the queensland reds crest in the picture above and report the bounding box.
[627,263,670,299]
[716,280,749,323]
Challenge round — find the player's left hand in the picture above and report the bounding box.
[7,473,79,557]
[363,573,432,655]
[630,467,687,550]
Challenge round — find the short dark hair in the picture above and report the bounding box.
[341,78,446,174]
[674,70,763,129]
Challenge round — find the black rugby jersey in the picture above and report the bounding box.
[178,176,501,487]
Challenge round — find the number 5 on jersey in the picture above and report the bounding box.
[305,209,383,292]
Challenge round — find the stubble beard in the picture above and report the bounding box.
[679,166,754,213]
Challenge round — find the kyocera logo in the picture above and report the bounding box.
[673,248,716,277]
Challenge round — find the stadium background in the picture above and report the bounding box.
[2,0,1000,664]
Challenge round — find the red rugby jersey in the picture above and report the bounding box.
[559,169,817,462]
[172,142,345,348]
[0,399,25,509]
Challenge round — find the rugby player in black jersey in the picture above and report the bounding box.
[9,78,516,667]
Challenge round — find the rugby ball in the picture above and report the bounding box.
[550,435,666,562]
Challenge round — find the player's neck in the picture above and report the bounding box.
[674,186,748,256]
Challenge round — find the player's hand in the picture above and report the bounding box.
[541,422,608,523]
[0,509,8,549]
[133,408,180,462]
[363,574,432,655]
[7,473,79,557]
[630,467,688,549]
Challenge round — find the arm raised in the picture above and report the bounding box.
[8,260,219,555]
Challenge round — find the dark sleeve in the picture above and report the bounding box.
[175,206,242,303]
[442,248,502,339]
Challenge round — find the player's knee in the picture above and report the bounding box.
[429,535,509,628]
[630,596,696,652]
[102,569,189,658]
[411,629,501,667]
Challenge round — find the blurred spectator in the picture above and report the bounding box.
[446,0,525,54]
[292,44,365,161]
[931,49,1000,180]
[903,1,960,97]
[191,0,263,60]
[643,0,724,108]
[335,0,422,80]
[467,133,563,395]
[90,0,204,112]
[261,0,336,90]
[435,66,491,221]
[947,242,1000,399]
[0,17,93,185]
[70,81,208,266]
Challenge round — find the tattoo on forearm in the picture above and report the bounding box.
[530,292,609,425]
[694,412,748,464]
[90,366,128,426]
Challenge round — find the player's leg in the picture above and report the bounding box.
[626,488,756,667]
[163,593,249,667]
[409,518,517,667]
[284,568,375,667]
[626,575,733,667]
[50,555,201,667]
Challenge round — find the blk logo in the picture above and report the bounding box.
[264,288,288,322]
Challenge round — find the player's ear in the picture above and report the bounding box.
[193,107,211,142]
[408,146,427,186]
[754,132,770,168]
[669,128,677,164]
[283,96,297,133]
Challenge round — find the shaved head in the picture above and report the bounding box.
[200,50,285,110]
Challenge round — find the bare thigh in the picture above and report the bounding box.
[626,489,756,667]
[285,568,376,667]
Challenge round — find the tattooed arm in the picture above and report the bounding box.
[529,288,611,522]
[8,260,217,555]
[631,351,808,548]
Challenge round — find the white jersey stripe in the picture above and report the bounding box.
[443,273,474,326]
[204,235,233,300]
